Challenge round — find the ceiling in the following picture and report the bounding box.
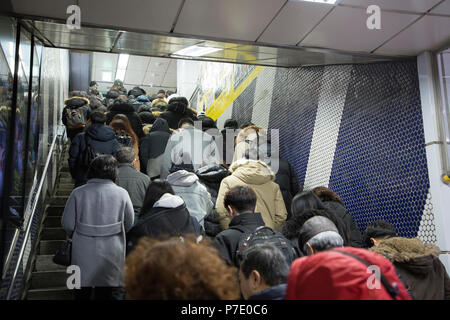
[91,53,177,94]
[8,0,450,67]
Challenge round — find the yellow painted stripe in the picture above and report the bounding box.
[206,66,266,121]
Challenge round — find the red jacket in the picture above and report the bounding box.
[285,247,411,300]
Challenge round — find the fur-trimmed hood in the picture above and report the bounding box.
[371,237,441,275]
[64,96,90,108]
[236,125,267,144]
[230,159,274,185]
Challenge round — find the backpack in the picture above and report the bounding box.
[233,225,297,267]
[81,133,101,167]
[66,107,87,129]
[115,130,133,148]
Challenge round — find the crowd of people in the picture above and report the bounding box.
[59,80,450,300]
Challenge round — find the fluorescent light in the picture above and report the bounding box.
[115,53,129,81]
[117,54,129,68]
[290,0,337,4]
[172,45,222,57]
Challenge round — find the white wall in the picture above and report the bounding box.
[177,59,201,104]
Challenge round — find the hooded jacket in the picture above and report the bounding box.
[372,237,450,300]
[216,159,287,231]
[62,96,91,139]
[68,123,121,185]
[159,99,188,130]
[139,118,172,176]
[167,170,214,228]
[196,165,229,237]
[106,103,144,138]
[126,193,198,254]
[285,247,411,300]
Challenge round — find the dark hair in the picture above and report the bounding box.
[312,186,344,205]
[89,81,97,87]
[363,220,397,247]
[291,191,326,218]
[158,89,166,95]
[86,154,118,182]
[169,96,188,106]
[240,244,290,286]
[116,147,136,164]
[178,117,194,128]
[141,181,175,214]
[281,208,350,249]
[90,110,107,124]
[239,121,254,129]
[224,119,238,129]
[224,186,257,214]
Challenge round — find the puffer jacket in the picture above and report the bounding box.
[216,159,287,231]
[372,237,450,300]
[62,96,91,140]
[126,193,199,254]
[167,170,214,228]
[158,99,189,130]
[132,95,151,111]
[68,123,120,186]
[196,164,229,237]
[128,87,146,98]
[106,103,144,138]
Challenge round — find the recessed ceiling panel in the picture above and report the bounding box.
[339,0,442,12]
[301,6,420,53]
[258,1,333,45]
[174,0,286,41]
[78,0,183,33]
[375,15,450,55]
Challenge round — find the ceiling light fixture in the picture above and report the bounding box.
[172,45,222,57]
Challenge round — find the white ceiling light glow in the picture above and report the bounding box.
[172,45,222,57]
[114,53,129,81]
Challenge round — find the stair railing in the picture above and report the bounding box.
[3,125,67,300]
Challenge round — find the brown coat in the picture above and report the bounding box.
[372,237,450,300]
[216,159,287,231]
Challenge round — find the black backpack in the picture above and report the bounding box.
[115,130,133,148]
[233,225,297,267]
[81,133,101,167]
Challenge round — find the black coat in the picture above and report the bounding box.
[273,157,300,220]
[196,165,229,237]
[139,118,172,175]
[249,284,287,300]
[62,97,91,140]
[159,103,198,130]
[321,200,363,248]
[126,204,198,254]
[68,123,120,186]
[213,213,265,266]
[106,103,144,138]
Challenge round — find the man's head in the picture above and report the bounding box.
[90,110,107,124]
[239,244,290,300]
[178,117,194,129]
[224,186,257,218]
[116,147,137,166]
[299,216,343,255]
[364,220,397,248]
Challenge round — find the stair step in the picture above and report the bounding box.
[44,216,62,228]
[46,206,65,216]
[27,287,74,300]
[39,240,65,255]
[31,270,68,289]
[35,255,66,271]
[59,172,72,179]
[50,196,68,206]
[41,228,66,240]
[59,177,74,184]
[56,190,72,197]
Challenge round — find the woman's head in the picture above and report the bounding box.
[110,118,138,143]
[86,154,118,182]
[124,236,240,300]
[291,191,325,218]
[141,181,175,213]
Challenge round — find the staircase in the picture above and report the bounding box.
[26,155,75,300]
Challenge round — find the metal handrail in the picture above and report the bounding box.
[5,127,65,299]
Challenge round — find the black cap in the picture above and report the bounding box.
[298,216,339,249]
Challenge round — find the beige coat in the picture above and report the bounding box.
[216,159,287,231]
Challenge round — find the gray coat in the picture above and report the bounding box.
[167,170,213,228]
[61,179,134,287]
[116,163,150,217]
